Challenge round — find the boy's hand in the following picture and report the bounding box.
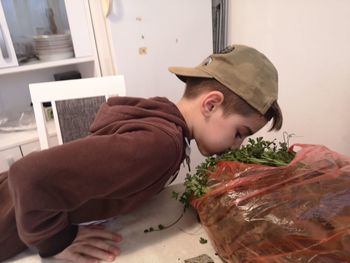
[54,225,122,263]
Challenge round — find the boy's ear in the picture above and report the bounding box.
[201,91,224,117]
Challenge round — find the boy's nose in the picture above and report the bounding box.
[230,140,243,151]
[230,144,240,151]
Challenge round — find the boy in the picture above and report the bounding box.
[0,45,282,263]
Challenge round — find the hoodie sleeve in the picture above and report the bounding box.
[8,121,184,257]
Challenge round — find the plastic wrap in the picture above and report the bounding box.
[191,144,350,262]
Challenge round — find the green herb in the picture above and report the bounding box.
[171,191,179,200]
[143,207,185,233]
[199,237,208,244]
[175,136,296,208]
[217,137,295,166]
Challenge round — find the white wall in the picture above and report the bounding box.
[105,0,213,183]
[228,0,350,156]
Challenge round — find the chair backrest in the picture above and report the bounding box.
[29,75,126,149]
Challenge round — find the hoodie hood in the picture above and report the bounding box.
[90,96,190,139]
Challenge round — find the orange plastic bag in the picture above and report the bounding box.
[192,144,350,262]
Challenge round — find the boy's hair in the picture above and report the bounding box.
[169,44,282,131]
[183,77,283,131]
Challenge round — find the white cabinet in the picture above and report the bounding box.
[20,135,58,155]
[0,0,101,153]
[0,134,58,173]
[0,146,21,173]
[20,140,41,156]
[64,0,95,58]
[0,0,96,70]
[0,1,18,69]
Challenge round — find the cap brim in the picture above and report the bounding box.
[168,66,213,82]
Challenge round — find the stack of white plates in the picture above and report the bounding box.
[33,34,74,61]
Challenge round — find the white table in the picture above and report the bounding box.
[5,184,221,263]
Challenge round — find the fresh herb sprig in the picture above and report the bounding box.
[217,137,295,166]
[143,206,186,233]
[199,237,208,244]
[175,137,296,208]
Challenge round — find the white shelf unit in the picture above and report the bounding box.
[0,0,102,171]
[0,121,58,173]
[0,56,96,76]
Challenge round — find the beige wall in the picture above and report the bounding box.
[227,0,350,155]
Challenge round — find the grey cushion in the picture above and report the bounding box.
[55,96,105,143]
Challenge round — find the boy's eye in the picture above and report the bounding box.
[235,132,242,139]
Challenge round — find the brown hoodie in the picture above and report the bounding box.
[0,96,190,260]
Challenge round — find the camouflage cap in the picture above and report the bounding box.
[169,45,278,114]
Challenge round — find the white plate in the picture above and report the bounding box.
[34,40,72,48]
[33,34,71,42]
[37,51,74,61]
[34,42,73,50]
[36,47,73,55]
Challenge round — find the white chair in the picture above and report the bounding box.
[29,75,126,150]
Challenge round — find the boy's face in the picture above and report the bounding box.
[194,105,267,157]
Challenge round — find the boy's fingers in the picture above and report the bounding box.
[55,241,119,263]
[55,249,100,263]
[74,244,117,262]
[54,226,122,263]
[79,237,120,256]
[68,253,100,263]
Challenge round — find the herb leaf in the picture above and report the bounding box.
[199,237,208,244]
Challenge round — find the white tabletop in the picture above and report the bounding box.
[5,184,221,263]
